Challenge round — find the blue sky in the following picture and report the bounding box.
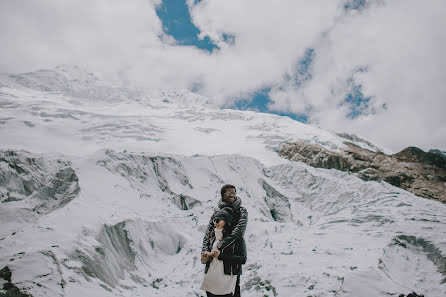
[155,0,372,124]
[155,0,218,53]
[225,87,308,122]
[155,0,315,122]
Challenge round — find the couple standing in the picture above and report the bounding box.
[200,184,248,297]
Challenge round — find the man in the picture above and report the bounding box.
[202,184,248,297]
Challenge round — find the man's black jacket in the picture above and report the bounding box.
[203,233,247,275]
[202,197,248,252]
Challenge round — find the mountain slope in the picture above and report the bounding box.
[0,66,386,165]
[1,67,445,297]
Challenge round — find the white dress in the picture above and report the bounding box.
[200,228,237,295]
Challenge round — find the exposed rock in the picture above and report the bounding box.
[260,179,292,222]
[73,222,136,288]
[0,251,65,297]
[278,142,446,203]
[391,235,446,283]
[398,292,424,297]
[97,150,201,210]
[429,149,446,159]
[337,132,383,153]
[171,194,201,210]
[71,219,185,288]
[394,147,446,169]
[0,150,80,214]
[0,266,32,297]
[243,275,277,297]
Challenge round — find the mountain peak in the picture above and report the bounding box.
[3,65,210,106]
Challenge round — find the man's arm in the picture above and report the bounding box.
[217,207,248,251]
[217,253,247,264]
[217,239,247,264]
[202,211,216,252]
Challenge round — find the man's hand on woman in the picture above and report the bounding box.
[201,249,220,263]
[211,249,220,257]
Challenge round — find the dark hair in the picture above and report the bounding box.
[215,207,234,223]
[220,184,236,197]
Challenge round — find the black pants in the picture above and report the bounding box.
[206,275,240,297]
[233,275,241,297]
[206,292,232,297]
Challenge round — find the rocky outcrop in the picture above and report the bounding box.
[278,142,446,203]
[261,179,292,222]
[429,149,446,159]
[72,219,185,289]
[0,266,32,297]
[394,147,446,169]
[398,292,424,297]
[97,150,202,210]
[0,150,80,214]
[0,251,66,297]
[337,132,384,152]
[73,221,136,288]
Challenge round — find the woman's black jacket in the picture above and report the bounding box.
[203,229,247,276]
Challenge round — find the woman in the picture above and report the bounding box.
[200,207,247,297]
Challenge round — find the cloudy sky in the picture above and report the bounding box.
[1,0,445,152]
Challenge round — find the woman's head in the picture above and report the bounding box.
[213,217,226,229]
[214,207,234,229]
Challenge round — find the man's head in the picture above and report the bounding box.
[221,184,236,203]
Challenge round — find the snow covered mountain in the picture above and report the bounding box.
[1,66,445,297]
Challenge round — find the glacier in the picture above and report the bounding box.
[0,66,445,297]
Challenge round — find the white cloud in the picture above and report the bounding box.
[0,0,162,77]
[267,0,446,151]
[187,0,343,102]
[1,0,445,151]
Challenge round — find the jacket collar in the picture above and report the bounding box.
[218,196,242,211]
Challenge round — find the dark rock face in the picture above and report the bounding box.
[398,292,424,297]
[429,149,446,159]
[73,221,136,288]
[337,132,383,152]
[0,150,80,214]
[391,235,446,284]
[278,142,446,203]
[261,179,292,222]
[72,219,185,288]
[0,266,32,297]
[97,150,201,210]
[394,147,446,170]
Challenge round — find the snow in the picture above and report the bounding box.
[0,66,355,165]
[0,66,445,297]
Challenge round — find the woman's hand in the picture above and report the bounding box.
[201,251,211,263]
[211,249,220,257]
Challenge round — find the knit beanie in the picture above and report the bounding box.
[215,207,234,223]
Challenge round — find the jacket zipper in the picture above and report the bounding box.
[221,238,236,252]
